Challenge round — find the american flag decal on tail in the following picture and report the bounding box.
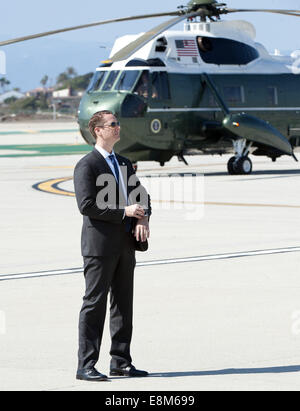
[176,39,198,57]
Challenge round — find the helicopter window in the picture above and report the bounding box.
[223,86,244,104]
[197,37,259,65]
[102,71,120,91]
[155,37,168,53]
[93,72,107,91]
[134,71,150,99]
[267,87,278,105]
[86,71,107,93]
[121,94,147,118]
[116,71,140,91]
[151,72,170,100]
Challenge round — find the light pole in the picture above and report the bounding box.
[51,102,56,121]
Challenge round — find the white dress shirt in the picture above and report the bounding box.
[95,145,128,217]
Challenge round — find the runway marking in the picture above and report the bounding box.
[0,129,78,136]
[33,177,74,197]
[151,200,300,209]
[32,177,300,208]
[1,246,300,281]
[0,144,91,158]
[203,201,300,209]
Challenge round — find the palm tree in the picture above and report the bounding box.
[56,72,69,85]
[40,75,49,88]
[4,78,10,91]
[66,67,77,78]
[0,77,5,92]
[0,77,10,93]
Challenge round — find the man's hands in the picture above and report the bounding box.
[125,204,150,242]
[134,217,150,243]
[125,204,145,219]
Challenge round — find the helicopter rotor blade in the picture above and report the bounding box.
[225,9,300,17]
[110,12,198,62]
[0,11,182,47]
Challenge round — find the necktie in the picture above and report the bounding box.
[109,154,119,184]
[109,154,132,233]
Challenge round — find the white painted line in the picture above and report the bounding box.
[137,246,300,266]
[1,246,300,282]
[0,268,83,281]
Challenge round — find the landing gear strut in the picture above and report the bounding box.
[227,139,253,175]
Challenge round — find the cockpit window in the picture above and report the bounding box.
[86,71,107,93]
[133,70,171,100]
[197,36,259,65]
[134,71,150,99]
[102,71,120,91]
[116,70,140,91]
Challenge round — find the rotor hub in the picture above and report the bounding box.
[185,0,228,21]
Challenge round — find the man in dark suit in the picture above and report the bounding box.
[74,110,151,382]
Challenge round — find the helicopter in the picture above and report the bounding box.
[1,0,300,175]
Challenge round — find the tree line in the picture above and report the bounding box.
[0,66,93,94]
[0,67,93,113]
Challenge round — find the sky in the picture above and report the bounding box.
[1,0,300,91]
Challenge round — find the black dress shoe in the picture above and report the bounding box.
[110,365,148,377]
[76,367,108,382]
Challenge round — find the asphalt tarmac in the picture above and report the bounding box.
[0,121,300,391]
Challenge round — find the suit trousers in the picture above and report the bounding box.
[78,233,136,370]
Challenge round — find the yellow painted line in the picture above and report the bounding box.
[35,177,74,197]
[33,177,300,209]
[152,200,300,209]
[205,201,300,209]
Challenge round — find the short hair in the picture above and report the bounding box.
[88,110,116,139]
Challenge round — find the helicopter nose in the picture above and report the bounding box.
[89,93,123,118]
[92,101,120,116]
[78,93,125,145]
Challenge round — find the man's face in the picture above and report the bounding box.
[95,114,121,146]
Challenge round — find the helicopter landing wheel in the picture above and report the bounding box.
[236,156,253,175]
[227,156,237,175]
[227,156,253,175]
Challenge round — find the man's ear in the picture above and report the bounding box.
[94,127,102,139]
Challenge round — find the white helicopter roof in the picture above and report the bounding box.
[184,19,256,42]
[108,20,297,75]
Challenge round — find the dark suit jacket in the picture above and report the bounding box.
[74,148,151,257]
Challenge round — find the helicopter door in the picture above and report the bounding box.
[146,71,174,147]
[121,71,149,118]
[148,71,171,135]
[133,70,150,101]
[150,71,171,104]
